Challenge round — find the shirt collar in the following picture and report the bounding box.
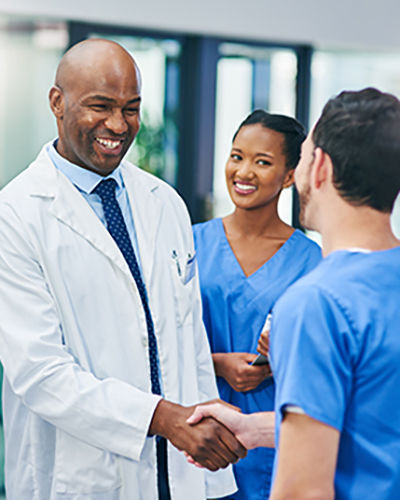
[47,139,124,194]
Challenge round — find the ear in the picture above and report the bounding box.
[49,85,65,119]
[311,147,332,189]
[282,168,295,189]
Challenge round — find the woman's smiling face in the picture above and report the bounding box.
[225,123,294,211]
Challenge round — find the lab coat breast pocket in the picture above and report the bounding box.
[169,251,196,326]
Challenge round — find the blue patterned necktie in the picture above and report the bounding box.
[93,178,161,396]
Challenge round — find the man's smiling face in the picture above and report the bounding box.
[50,40,141,176]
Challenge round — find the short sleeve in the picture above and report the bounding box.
[270,285,358,432]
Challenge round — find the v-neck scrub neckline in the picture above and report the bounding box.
[217,217,299,280]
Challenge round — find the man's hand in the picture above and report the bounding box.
[187,403,275,450]
[149,400,247,471]
[213,352,271,392]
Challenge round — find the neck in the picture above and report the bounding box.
[224,203,291,238]
[317,200,399,256]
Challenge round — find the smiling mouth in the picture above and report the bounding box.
[234,182,257,194]
[95,137,123,151]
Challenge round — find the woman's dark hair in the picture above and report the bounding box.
[232,109,306,170]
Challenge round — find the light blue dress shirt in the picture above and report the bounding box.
[47,140,142,269]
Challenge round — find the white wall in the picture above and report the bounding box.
[0,0,399,50]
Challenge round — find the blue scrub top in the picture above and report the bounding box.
[271,247,400,500]
[193,218,321,499]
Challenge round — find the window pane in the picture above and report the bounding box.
[0,17,68,187]
[212,57,253,218]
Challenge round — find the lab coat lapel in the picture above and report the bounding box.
[121,164,162,287]
[29,148,133,281]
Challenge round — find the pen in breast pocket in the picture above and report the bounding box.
[171,250,182,276]
[186,252,195,265]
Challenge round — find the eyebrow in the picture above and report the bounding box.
[232,147,274,158]
[85,95,141,104]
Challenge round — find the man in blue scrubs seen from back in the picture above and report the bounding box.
[188,87,400,500]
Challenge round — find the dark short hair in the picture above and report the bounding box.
[313,87,400,212]
[232,109,306,170]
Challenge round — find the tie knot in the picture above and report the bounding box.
[92,178,118,201]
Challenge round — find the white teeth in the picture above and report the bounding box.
[96,138,121,149]
[235,182,256,191]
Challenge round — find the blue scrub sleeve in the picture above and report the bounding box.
[270,285,359,432]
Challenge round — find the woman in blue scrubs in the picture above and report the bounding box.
[193,110,321,499]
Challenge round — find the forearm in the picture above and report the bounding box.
[5,354,162,460]
[212,352,226,377]
[270,489,334,500]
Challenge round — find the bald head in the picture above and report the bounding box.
[55,38,141,93]
[49,38,142,176]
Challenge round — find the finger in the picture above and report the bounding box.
[212,422,247,461]
[208,415,247,455]
[187,403,229,424]
[257,339,269,356]
[240,368,269,383]
[201,438,237,470]
[251,364,270,376]
[244,353,258,363]
[183,451,204,468]
[187,405,213,424]
[208,399,242,413]
[187,457,204,468]
[257,345,268,357]
[192,419,246,469]
[191,444,228,471]
[188,403,248,457]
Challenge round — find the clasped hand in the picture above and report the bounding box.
[213,352,272,392]
[149,399,247,471]
[184,403,276,468]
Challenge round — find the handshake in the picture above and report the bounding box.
[149,398,275,471]
[149,321,274,471]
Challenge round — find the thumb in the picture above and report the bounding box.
[245,353,258,363]
[186,405,209,424]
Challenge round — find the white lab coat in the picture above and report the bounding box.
[0,145,237,500]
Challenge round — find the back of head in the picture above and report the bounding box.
[233,109,306,170]
[313,87,400,212]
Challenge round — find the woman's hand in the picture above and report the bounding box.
[257,328,270,357]
[212,352,271,392]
